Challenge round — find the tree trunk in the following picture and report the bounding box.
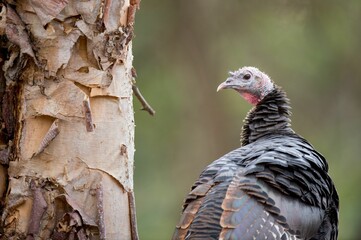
[0,0,140,239]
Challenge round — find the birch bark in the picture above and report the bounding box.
[0,0,139,239]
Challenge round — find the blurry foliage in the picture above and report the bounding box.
[133,1,361,239]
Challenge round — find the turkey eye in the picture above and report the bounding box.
[243,74,251,80]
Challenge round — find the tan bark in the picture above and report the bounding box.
[0,0,140,239]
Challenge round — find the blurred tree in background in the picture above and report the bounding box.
[133,1,361,239]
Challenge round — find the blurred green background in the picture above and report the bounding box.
[132,1,361,239]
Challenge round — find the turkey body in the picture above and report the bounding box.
[172,87,339,240]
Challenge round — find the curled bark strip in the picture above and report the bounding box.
[128,191,139,240]
[5,6,36,60]
[35,119,60,156]
[2,87,16,138]
[120,144,128,158]
[96,185,106,240]
[131,67,137,79]
[29,0,69,25]
[127,5,136,26]
[128,0,141,26]
[132,85,155,116]
[27,180,47,238]
[103,0,125,31]
[130,0,141,9]
[103,0,112,27]
[83,98,94,132]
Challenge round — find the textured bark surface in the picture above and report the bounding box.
[0,0,139,239]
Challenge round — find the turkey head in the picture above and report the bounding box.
[217,66,274,105]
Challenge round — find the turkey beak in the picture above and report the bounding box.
[217,77,236,92]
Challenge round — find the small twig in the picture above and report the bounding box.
[128,191,139,240]
[96,185,106,240]
[131,67,155,116]
[132,85,155,116]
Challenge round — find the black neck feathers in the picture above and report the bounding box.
[241,86,293,146]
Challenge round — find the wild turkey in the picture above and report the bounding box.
[172,67,339,240]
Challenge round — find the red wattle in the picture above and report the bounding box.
[240,92,260,105]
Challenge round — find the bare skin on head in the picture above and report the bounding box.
[217,66,274,105]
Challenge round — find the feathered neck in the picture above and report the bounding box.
[240,86,293,146]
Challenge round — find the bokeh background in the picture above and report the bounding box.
[132,1,361,239]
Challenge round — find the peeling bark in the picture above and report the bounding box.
[26,180,47,239]
[128,191,139,240]
[0,0,139,239]
[83,98,94,132]
[34,119,60,156]
[96,185,105,240]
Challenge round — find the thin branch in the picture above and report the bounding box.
[132,85,155,116]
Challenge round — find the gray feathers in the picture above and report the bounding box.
[241,86,293,146]
[173,86,339,240]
